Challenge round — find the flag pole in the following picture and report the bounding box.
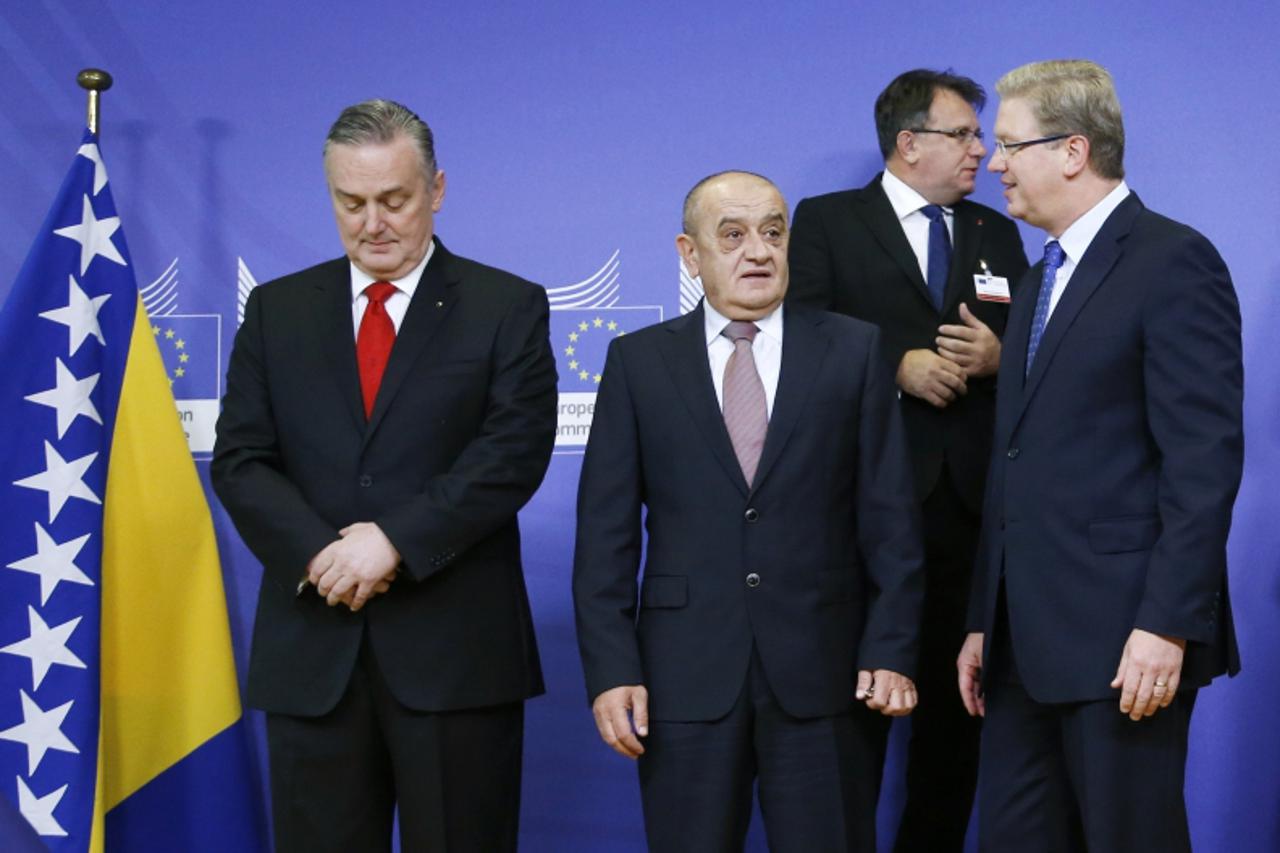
[77,68,113,135]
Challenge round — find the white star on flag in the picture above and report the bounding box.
[15,777,68,837]
[24,358,102,439]
[77,143,108,196]
[52,194,127,275]
[5,523,94,605]
[1,606,87,690]
[0,690,79,775]
[38,274,111,357]
[12,440,101,523]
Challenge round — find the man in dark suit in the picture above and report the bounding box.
[573,171,924,851]
[211,100,557,852]
[788,69,1028,851]
[958,60,1242,852]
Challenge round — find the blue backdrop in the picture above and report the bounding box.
[3,2,1276,850]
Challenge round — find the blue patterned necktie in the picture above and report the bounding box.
[920,204,952,310]
[1025,240,1065,377]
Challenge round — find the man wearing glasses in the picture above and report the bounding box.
[959,60,1242,851]
[789,69,1028,851]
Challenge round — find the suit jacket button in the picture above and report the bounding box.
[746,572,761,588]
[1006,448,1020,460]
[744,508,760,522]
[359,474,374,487]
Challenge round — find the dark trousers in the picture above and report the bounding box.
[893,468,983,852]
[977,601,1196,853]
[637,648,889,853]
[265,633,525,853]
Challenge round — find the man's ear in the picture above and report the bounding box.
[429,169,447,212]
[675,233,699,279]
[1062,136,1091,179]
[895,130,919,166]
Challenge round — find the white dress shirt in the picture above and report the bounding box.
[348,238,436,336]
[703,298,783,418]
[1042,182,1131,321]
[882,169,953,281]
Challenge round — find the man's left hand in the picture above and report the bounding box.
[937,303,1001,377]
[856,669,917,716]
[308,522,401,610]
[1110,628,1186,721]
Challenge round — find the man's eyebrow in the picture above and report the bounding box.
[715,212,785,229]
[333,185,406,199]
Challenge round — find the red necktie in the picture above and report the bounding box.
[356,281,397,418]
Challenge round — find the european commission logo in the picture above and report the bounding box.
[139,258,221,457]
[548,251,661,452]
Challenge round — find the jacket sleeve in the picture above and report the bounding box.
[211,285,339,592]
[571,339,647,702]
[1132,231,1243,643]
[851,326,926,677]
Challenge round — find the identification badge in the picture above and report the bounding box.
[974,274,1011,303]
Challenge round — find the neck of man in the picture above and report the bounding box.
[1046,174,1123,238]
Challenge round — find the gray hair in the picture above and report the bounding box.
[996,60,1125,180]
[324,99,438,178]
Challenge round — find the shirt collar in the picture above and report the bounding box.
[1053,182,1130,264]
[881,169,949,221]
[703,297,784,347]
[349,237,436,302]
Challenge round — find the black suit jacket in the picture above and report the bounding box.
[572,303,924,721]
[212,238,558,716]
[967,194,1243,703]
[788,176,1029,510]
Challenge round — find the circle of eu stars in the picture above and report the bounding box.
[152,324,190,385]
[564,316,625,386]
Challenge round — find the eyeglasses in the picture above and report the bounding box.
[993,134,1070,158]
[907,127,985,145]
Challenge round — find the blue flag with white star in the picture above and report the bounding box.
[0,132,266,850]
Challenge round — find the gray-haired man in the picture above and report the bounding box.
[213,99,558,852]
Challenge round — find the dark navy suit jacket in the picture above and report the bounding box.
[967,193,1243,703]
[573,302,924,721]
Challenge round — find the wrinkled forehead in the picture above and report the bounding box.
[696,178,786,228]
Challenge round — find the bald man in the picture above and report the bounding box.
[574,171,924,851]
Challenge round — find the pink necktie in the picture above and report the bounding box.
[721,321,768,486]
[357,281,397,419]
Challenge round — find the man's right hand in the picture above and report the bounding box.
[591,684,649,759]
[897,348,968,408]
[957,632,985,717]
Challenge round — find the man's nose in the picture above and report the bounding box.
[743,231,770,260]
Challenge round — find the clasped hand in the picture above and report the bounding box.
[306,521,400,611]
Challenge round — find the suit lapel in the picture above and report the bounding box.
[751,307,826,494]
[853,178,935,310]
[364,238,459,444]
[943,202,984,316]
[310,260,366,434]
[658,304,750,496]
[1015,194,1143,424]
